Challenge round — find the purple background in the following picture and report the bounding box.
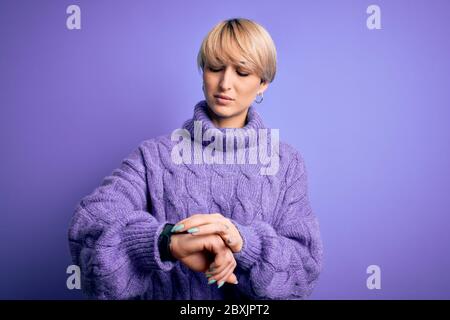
[1,0,449,299]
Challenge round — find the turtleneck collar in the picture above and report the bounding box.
[175,100,279,175]
[182,100,266,150]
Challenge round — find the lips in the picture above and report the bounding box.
[214,94,234,101]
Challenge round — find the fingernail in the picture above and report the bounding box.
[208,279,217,285]
[234,280,239,285]
[171,224,184,233]
[217,281,225,289]
[187,227,199,234]
[205,273,212,278]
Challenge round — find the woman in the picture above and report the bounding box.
[68,18,323,300]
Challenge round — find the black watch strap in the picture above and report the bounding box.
[158,223,177,262]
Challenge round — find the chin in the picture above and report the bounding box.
[207,102,237,118]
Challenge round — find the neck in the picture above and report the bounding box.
[207,108,248,129]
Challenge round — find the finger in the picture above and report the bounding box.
[226,273,238,285]
[172,213,224,233]
[203,234,227,256]
[191,224,240,252]
[171,234,213,259]
[176,213,223,226]
[187,222,228,237]
[206,249,230,276]
[208,271,238,285]
[202,237,238,285]
[207,258,233,285]
[205,259,226,277]
[215,260,238,288]
[206,249,235,281]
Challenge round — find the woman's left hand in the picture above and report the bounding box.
[172,213,243,253]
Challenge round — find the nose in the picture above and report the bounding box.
[219,66,233,91]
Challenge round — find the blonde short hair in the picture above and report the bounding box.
[197,18,277,83]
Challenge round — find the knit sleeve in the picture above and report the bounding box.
[68,143,175,299]
[231,152,323,300]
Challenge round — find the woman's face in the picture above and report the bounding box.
[202,57,268,126]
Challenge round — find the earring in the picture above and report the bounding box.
[255,92,264,104]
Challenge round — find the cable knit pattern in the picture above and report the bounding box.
[68,100,323,300]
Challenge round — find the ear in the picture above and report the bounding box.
[258,80,269,94]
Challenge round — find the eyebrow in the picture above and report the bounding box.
[211,60,249,69]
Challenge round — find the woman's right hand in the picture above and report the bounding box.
[170,233,238,285]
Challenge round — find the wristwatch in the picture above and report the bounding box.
[158,223,177,262]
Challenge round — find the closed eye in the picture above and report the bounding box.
[208,67,249,77]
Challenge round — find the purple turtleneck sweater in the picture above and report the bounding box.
[68,100,323,300]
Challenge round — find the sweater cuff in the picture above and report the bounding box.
[230,221,263,271]
[122,221,176,272]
